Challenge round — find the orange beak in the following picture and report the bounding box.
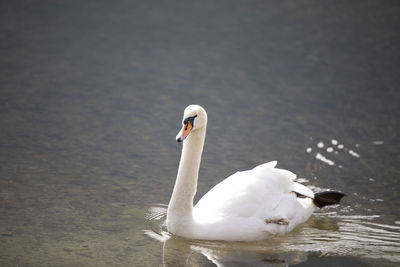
[176,121,193,142]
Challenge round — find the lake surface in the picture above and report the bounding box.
[0,1,399,266]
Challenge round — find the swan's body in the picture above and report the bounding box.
[166,105,344,241]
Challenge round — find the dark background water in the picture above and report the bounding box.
[0,1,399,266]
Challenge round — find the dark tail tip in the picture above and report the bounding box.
[313,191,346,208]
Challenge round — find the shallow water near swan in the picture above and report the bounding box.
[0,1,399,266]
[145,204,400,266]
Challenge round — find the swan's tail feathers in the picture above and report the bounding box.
[313,191,346,208]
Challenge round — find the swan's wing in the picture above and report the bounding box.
[194,161,300,220]
[256,161,314,198]
[292,181,314,199]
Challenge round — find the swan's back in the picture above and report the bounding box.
[194,161,313,223]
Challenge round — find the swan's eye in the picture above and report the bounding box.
[183,115,198,129]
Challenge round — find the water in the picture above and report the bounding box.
[147,205,400,266]
[0,1,399,266]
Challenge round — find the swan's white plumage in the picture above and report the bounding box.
[192,161,315,241]
[166,105,318,241]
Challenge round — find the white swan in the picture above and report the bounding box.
[166,105,345,241]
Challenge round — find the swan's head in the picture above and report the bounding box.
[176,105,207,142]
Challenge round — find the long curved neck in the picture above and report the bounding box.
[167,127,206,221]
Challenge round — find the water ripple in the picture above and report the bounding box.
[145,205,400,266]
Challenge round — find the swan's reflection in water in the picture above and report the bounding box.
[145,205,400,266]
[162,236,308,266]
